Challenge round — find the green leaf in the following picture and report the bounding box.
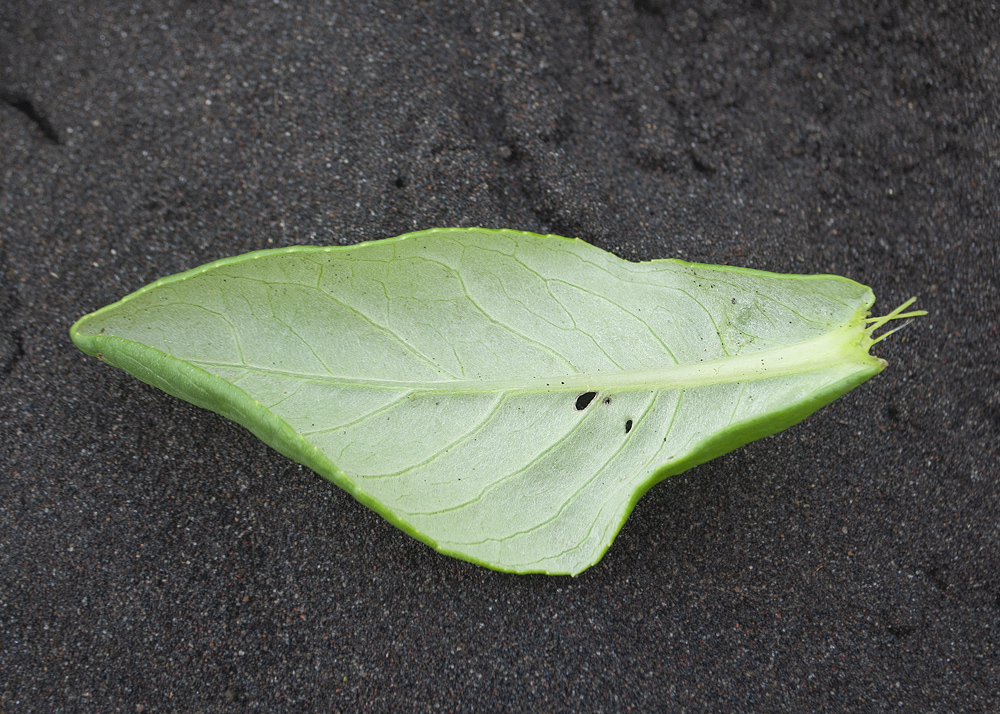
[70,228,923,575]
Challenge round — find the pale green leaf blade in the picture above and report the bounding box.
[71,228,895,575]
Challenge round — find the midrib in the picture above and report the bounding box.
[188,326,879,394]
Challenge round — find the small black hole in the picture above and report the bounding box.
[394,176,406,189]
[603,397,612,405]
[625,419,633,434]
[575,391,597,410]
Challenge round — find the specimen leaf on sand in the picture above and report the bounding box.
[70,228,924,575]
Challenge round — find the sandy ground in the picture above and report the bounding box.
[2,1,998,711]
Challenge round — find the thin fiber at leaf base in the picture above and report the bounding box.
[71,228,895,575]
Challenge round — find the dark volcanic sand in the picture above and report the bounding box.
[2,1,998,711]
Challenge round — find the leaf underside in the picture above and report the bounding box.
[72,228,890,575]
